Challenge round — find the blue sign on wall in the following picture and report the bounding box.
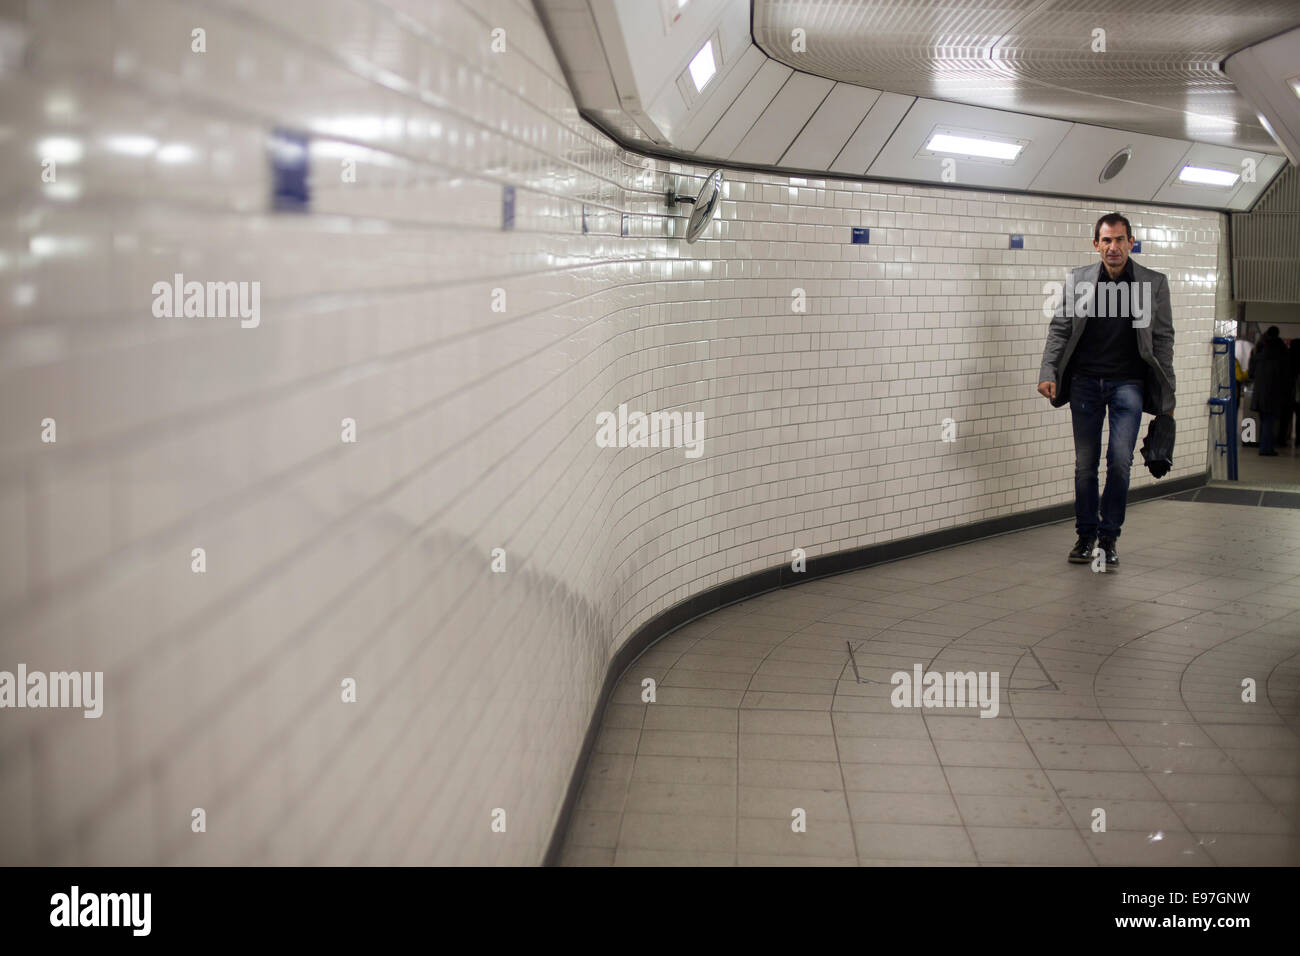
[1009,234,1024,249]
[1132,240,1142,253]
[851,227,870,244]
[269,128,310,212]
[502,185,515,230]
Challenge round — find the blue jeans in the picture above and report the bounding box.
[1069,375,1144,540]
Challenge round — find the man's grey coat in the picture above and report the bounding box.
[1038,258,1176,416]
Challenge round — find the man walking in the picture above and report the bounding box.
[1036,213,1176,571]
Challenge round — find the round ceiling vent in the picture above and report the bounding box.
[1100,147,1133,183]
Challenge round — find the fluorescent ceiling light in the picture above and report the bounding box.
[688,41,716,92]
[1177,165,1239,187]
[1290,78,1300,98]
[104,134,158,156]
[925,132,1023,161]
[156,143,196,164]
[36,137,83,162]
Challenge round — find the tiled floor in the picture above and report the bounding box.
[559,496,1300,866]
[1230,425,1300,487]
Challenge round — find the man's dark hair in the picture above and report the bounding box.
[1093,212,1133,242]
[1266,325,1280,337]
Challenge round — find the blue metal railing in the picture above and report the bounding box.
[1209,335,1238,481]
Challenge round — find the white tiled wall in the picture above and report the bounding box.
[0,0,1218,865]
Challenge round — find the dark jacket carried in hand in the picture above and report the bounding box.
[1248,335,1290,414]
[1140,413,1175,478]
[1038,258,1176,415]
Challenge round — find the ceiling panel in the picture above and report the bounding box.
[1151,142,1277,207]
[779,82,881,169]
[697,58,792,158]
[868,99,1072,189]
[828,92,915,175]
[1028,125,1194,201]
[732,72,835,165]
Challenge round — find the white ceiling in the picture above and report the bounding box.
[753,0,1297,155]
[535,0,1298,210]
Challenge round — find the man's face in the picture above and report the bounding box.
[1093,222,1133,273]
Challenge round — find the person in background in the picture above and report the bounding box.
[1282,338,1300,448]
[1235,332,1253,410]
[1248,327,1288,456]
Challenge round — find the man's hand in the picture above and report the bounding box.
[1037,381,1056,400]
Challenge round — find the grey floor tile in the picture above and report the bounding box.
[740,732,839,762]
[740,709,834,735]
[559,846,616,866]
[853,823,976,862]
[1147,772,1270,803]
[848,791,963,825]
[739,786,849,821]
[837,736,940,765]
[738,816,856,858]
[1170,802,1294,834]
[631,754,736,786]
[945,766,1056,797]
[565,810,623,848]
[614,847,735,866]
[618,812,736,852]
[842,763,952,793]
[638,729,737,759]
[624,781,734,817]
[1082,830,1215,866]
[1031,743,1142,771]
[1059,797,1186,832]
[934,739,1040,769]
[967,826,1094,864]
[1044,770,1164,801]
[1196,832,1300,866]
[739,854,857,866]
[643,705,738,733]
[955,794,1073,829]
[739,758,844,789]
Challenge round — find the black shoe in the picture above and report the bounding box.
[1097,537,1119,571]
[1068,535,1096,564]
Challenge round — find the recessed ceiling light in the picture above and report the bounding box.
[688,40,716,92]
[924,132,1023,161]
[1177,165,1239,187]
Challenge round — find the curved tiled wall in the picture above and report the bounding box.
[0,0,1220,865]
